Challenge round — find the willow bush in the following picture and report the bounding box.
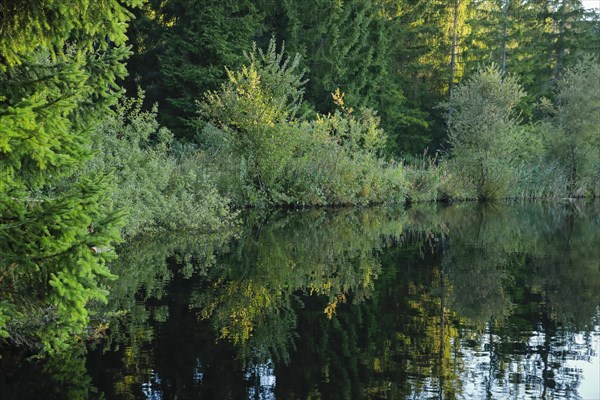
[88,95,236,238]
[198,39,409,207]
[542,56,600,197]
[441,65,526,201]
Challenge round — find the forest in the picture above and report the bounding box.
[0,0,599,355]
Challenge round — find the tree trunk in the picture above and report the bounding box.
[568,148,577,197]
[449,0,460,97]
[501,1,509,74]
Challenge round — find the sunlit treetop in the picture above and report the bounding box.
[0,0,143,69]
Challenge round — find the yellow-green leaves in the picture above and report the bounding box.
[198,39,407,207]
[0,0,141,68]
[0,0,141,354]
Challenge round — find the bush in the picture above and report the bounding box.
[404,154,476,203]
[198,40,409,207]
[441,65,525,200]
[88,96,236,237]
[542,56,600,197]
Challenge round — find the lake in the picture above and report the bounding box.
[2,202,599,399]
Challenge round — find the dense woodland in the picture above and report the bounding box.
[0,0,599,354]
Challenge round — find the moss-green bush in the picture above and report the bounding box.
[441,65,525,200]
[198,40,409,207]
[88,96,236,237]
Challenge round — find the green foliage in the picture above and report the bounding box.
[88,95,236,237]
[0,0,142,69]
[122,0,600,158]
[125,0,264,138]
[378,0,473,152]
[464,0,545,97]
[199,40,304,158]
[403,154,476,203]
[198,40,305,204]
[2,0,599,372]
[280,141,408,206]
[465,0,600,104]
[510,160,570,198]
[271,103,407,206]
[443,65,526,200]
[271,0,433,155]
[542,56,600,196]
[0,174,125,353]
[199,39,409,206]
[0,0,141,352]
[273,0,384,110]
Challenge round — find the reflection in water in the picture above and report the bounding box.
[0,202,599,399]
[141,371,163,400]
[246,361,276,400]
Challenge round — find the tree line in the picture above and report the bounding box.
[0,0,599,354]
[126,0,600,152]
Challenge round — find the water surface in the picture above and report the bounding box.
[2,202,599,399]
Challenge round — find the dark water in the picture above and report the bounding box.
[2,203,599,399]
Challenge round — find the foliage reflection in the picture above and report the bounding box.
[1,202,598,400]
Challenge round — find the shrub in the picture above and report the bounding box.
[198,39,409,207]
[542,56,600,197]
[88,96,235,237]
[441,65,525,200]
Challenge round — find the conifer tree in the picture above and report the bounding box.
[462,0,600,122]
[447,0,600,122]
[376,0,471,153]
[273,0,384,114]
[464,1,534,75]
[0,0,140,352]
[463,0,546,114]
[271,0,432,155]
[126,0,264,139]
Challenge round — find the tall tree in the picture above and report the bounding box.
[0,0,139,351]
[448,0,462,97]
[270,0,386,113]
[464,1,536,76]
[367,0,439,154]
[267,0,433,156]
[377,0,471,152]
[125,0,264,139]
[525,0,599,96]
[463,0,599,115]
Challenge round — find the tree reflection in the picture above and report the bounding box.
[439,202,600,399]
[2,202,598,400]
[190,208,407,363]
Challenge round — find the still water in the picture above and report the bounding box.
[3,203,600,399]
